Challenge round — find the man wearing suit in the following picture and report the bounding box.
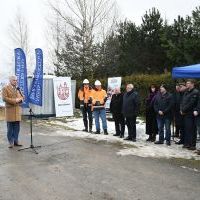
[2,75,24,148]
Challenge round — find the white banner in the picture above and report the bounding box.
[0,79,8,107]
[105,77,122,109]
[53,77,73,117]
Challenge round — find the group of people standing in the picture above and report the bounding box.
[78,78,200,155]
[78,79,140,142]
[2,76,200,156]
[145,79,200,155]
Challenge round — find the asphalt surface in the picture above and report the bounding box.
[0,120,200,200]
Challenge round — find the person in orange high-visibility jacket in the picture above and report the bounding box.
[91,80,108,135]
[78,79,93,132]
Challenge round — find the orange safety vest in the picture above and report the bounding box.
[78,86,93,104]
[91,88,107,110]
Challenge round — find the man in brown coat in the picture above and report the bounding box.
[2,75,24,148]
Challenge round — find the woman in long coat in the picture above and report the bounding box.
[145,84,158,142]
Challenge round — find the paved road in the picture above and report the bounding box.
[0,120,199,200]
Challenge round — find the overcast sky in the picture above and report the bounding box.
[0,0,199,77]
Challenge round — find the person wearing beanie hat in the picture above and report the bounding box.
[154,84,174,146]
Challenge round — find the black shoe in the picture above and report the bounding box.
[104,129,108,135]
[166,141,171,146]
[124,137,132,141]
[182,145,190,149]
[89,128,92,133]
[82,128,88,132]
[175,140,183,145]
[146,136,152,142]
[8,144,14,148]
[14,143,23,147]
[113,134,120,136]
[154,141,164,144]
[132,138,136,142]
[95,130,100,134]
[188,146,196,151]
[120,135,124,138]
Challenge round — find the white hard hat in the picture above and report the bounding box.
[94,80,101,86]
[83,79,89,84]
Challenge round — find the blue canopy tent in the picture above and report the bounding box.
[172,63,200,78]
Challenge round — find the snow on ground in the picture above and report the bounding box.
[39,117,200,160]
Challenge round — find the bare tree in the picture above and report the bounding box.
[45,11,64,74]
[8,9,29,54]
[8,8,33,74]
[48,0,118,78]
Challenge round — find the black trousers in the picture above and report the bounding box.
[113,114,125,136]
[183,114,197,147]
[81,106,93,130]
[126,116,136,139]
[174,112,182,137]
[178,115,185,143]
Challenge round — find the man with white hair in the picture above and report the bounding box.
[122,84,140,142]
[2,75,24,148]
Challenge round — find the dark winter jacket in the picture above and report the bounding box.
[180,88,199,115]
[110,93,124,115]
[154,92,173,119]
[173,91,185,125]
[146,91,157,112]
[194,93,200,114]
[122,89,140,117]
[173,92,182,112]
[145,91,158,135]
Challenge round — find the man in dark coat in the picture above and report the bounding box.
[154,84,174,146]
[180,79,199,150]
[110,87,125,138]
[194,93,200,155]
[122,84,140,142]
[174,83,187,145]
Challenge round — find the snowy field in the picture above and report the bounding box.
[39,117,200,161]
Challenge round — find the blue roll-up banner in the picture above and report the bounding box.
[15,48,29,108]
[28,48,43,106]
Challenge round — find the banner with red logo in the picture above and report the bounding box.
[53,77,73,117]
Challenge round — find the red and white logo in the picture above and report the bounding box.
[57,82,69,100]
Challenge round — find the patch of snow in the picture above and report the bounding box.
[38,117,200,160]
[181,166,200,173]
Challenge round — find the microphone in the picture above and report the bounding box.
[16,87,24,101]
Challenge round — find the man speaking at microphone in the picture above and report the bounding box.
[2,75,24,148]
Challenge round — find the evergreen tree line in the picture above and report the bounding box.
[54,6,200,80]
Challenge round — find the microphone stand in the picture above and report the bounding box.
[18,108,41,154]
